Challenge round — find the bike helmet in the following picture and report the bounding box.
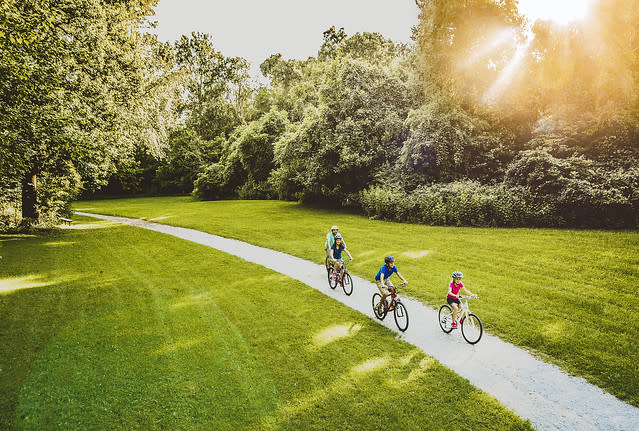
[384,255,395,264]
[452,271,463,279]
[334,233,343,239]
[331,225,339,231]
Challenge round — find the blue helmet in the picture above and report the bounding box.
[452,271,463,279]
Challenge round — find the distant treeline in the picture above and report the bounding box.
[2,0,638,230]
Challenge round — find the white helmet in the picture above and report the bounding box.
[331,225,338,230]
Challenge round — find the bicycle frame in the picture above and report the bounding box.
[382,283,405,310]
[455,296,473,321]
[438,294,482,344]
[372,283,409,332]
[331,258,351,278]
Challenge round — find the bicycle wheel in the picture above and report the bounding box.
[393,300,409,332]
[438,304,453,333]
[461,313,483,344]
[342,273,353,296]
[327,268,337,289]
[372,293,387,320]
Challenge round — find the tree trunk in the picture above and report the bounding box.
[21,170,38,221]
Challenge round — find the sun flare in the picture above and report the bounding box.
[517,0,597,25]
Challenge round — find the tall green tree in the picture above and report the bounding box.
[0,0,158,222]
[174,32,250,141]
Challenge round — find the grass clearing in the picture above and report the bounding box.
[0,223,532,430]
[74,196,639,406]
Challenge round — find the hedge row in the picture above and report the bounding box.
[359,180,638,228]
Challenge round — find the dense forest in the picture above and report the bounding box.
[2,0,638,230]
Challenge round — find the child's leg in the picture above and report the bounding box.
[376,281,387,310]
[451,303,459,321]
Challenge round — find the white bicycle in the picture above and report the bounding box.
[438,295,483,344]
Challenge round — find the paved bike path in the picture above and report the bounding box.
[75,212,639,431]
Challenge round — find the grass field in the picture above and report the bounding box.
[73,196,639,407]
[0,217,532,430]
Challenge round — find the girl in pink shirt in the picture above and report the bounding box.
[447,271,475,329]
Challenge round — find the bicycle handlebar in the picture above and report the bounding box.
[459,295,478,299]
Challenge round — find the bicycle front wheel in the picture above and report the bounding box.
[342,273,353,296]
[394,301,409,332]
[327,268,337,289]
[438,305,453,333]
[372,293,387,320]
[461,313,483,344]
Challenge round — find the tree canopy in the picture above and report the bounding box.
[2,0,638,229]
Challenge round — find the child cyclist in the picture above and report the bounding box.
[374,256,408,311]
[330,234,353,285]
[447,271,477,329]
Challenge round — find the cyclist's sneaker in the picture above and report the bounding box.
[460,318,464,324]
[451,322,457,329]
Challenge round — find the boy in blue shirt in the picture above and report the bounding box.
[375,255,408,309]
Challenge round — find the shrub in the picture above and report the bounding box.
[192,163,230,200]
[359,185,409,221]
[360,181,562,228]
[236,180,274,200]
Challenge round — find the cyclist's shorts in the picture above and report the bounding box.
[375,279,394,295]
[447,297,461,306]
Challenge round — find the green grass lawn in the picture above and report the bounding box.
[0,222,532,430]
[74,196,639,407]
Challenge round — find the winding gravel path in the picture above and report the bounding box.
[75,211,639,431]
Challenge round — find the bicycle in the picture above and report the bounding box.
[371,283,409,332]
[438,295,483,344]
[327,258,354,295]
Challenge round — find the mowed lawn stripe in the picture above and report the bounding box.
[74,197,639,406]
[0,224,532,430]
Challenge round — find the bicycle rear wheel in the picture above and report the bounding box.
[438,305,453,333]
[461,313,483,344]
[394,301,409,332]
[372,293,387,320]
[342,273,353,295]
[327,268,337,289]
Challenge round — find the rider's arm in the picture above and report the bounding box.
[346,249,353,260]
[447,285,456,297]
[397,272,408,285]
[462,286,474,296]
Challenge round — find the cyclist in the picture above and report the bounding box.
[374,256,408,312]
[324,225,341,258]
[329,234,353,285]
[447,271,476,329]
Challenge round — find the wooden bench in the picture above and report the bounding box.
[60,217,72,226]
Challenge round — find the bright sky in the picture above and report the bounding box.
[151,0,596,80]
[152,0,420,77]
[517,0,597,26]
